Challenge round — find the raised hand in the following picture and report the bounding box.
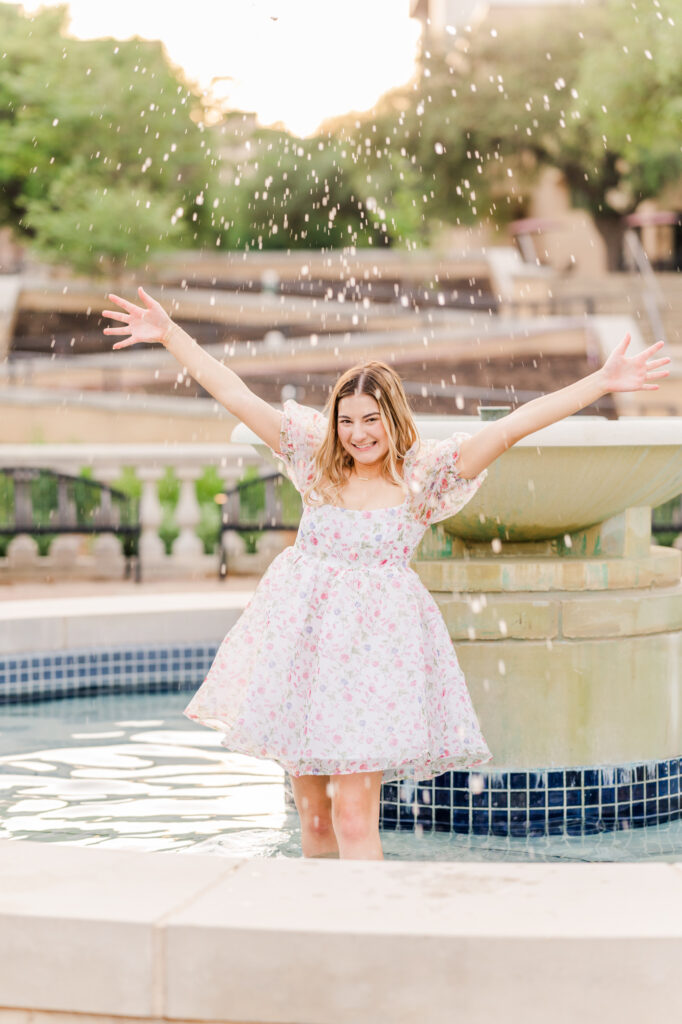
[600,334,671,393]
[103,287,173,349]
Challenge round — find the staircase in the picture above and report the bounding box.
[553,271,682,416]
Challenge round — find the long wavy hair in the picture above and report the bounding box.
[303,361,419,506]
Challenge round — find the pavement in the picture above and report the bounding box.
[0,575,262,603]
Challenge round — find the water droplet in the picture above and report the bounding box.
[469,774,484,795]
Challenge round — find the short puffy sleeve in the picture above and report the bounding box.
[404,433,487,525]
[271,399,328,494]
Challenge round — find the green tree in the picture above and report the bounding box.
[0,3,216,272]
[212,121,400,251]
[566,0,682,264]
[376,0,682,264]
[21,159,182,274]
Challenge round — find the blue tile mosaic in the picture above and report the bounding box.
[0,643,219,704]
[378,759,682,837]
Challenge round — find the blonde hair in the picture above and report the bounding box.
[303,361,419,506]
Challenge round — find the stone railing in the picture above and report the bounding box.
[0,443,280,581]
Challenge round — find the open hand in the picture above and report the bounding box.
[601,334,671,393]
[103,287,172,349]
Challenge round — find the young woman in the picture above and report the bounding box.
[103,286,669,861]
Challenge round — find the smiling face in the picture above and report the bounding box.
[336,393,390,469]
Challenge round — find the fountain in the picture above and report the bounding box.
[237,413,682,835]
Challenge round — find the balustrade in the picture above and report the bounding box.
[0,443,265,581]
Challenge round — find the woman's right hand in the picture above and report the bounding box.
[103,286,173,349]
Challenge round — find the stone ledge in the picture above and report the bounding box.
[0,591,253,655]
[415,545,682,593]
[435,593,558,640]
[2,841,682,1024]
[561,584,682,638]
[435,582,682,640]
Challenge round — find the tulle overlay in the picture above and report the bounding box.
[183,400,492,783]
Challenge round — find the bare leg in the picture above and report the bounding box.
[290,774,339,858]
[329,771,384,861]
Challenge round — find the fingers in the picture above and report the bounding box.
[645,356,671,369]
[138,286,158,311]
[108,292,140,314]
[640,340,666,358]
[617,333,631,353]
[645,369,670,380]
[103,326,131,336]
[102,310,129,323]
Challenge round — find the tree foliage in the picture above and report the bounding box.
[369,0,682,243]
[203,114,426,252]
[0,2,214,272]
[214,0,682,257]
[0,0,680,268]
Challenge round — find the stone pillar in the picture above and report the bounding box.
[172,466,204,564]
[50,535,82,571]
[377,502,682,838]
[6,534,40,571]
[415,508,682,768]
[92,465,126,578]
[138,466,167,570]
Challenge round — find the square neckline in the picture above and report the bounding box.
[330,498,408,513]
[330,445,417,513]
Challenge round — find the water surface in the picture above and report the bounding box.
[2,692,682,861]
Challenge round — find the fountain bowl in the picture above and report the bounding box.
[234,416,682,542]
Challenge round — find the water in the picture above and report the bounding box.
[2,691,682,861]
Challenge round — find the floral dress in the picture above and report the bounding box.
[184,400,492,783]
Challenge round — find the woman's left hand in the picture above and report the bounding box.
[600,334,671,393]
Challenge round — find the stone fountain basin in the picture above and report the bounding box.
[234,416,682,542]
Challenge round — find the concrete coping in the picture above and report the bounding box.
[2,839,682,1024]
[0,441,257,465]
[0,590,252,622]
[0,590,253,655]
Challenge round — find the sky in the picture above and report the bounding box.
[17,0,422,136]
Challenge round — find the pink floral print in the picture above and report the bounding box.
[184,400,491,782]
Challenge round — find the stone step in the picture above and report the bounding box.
[413,545,681,593]
[435,582,682,641]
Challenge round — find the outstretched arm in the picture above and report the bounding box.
[103,288,282,452]
[456,335,671,479]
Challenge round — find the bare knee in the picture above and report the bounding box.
[295,792,334,836]
[304,809,335,840]
[297,797,338,857]
[332,800,377,844]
